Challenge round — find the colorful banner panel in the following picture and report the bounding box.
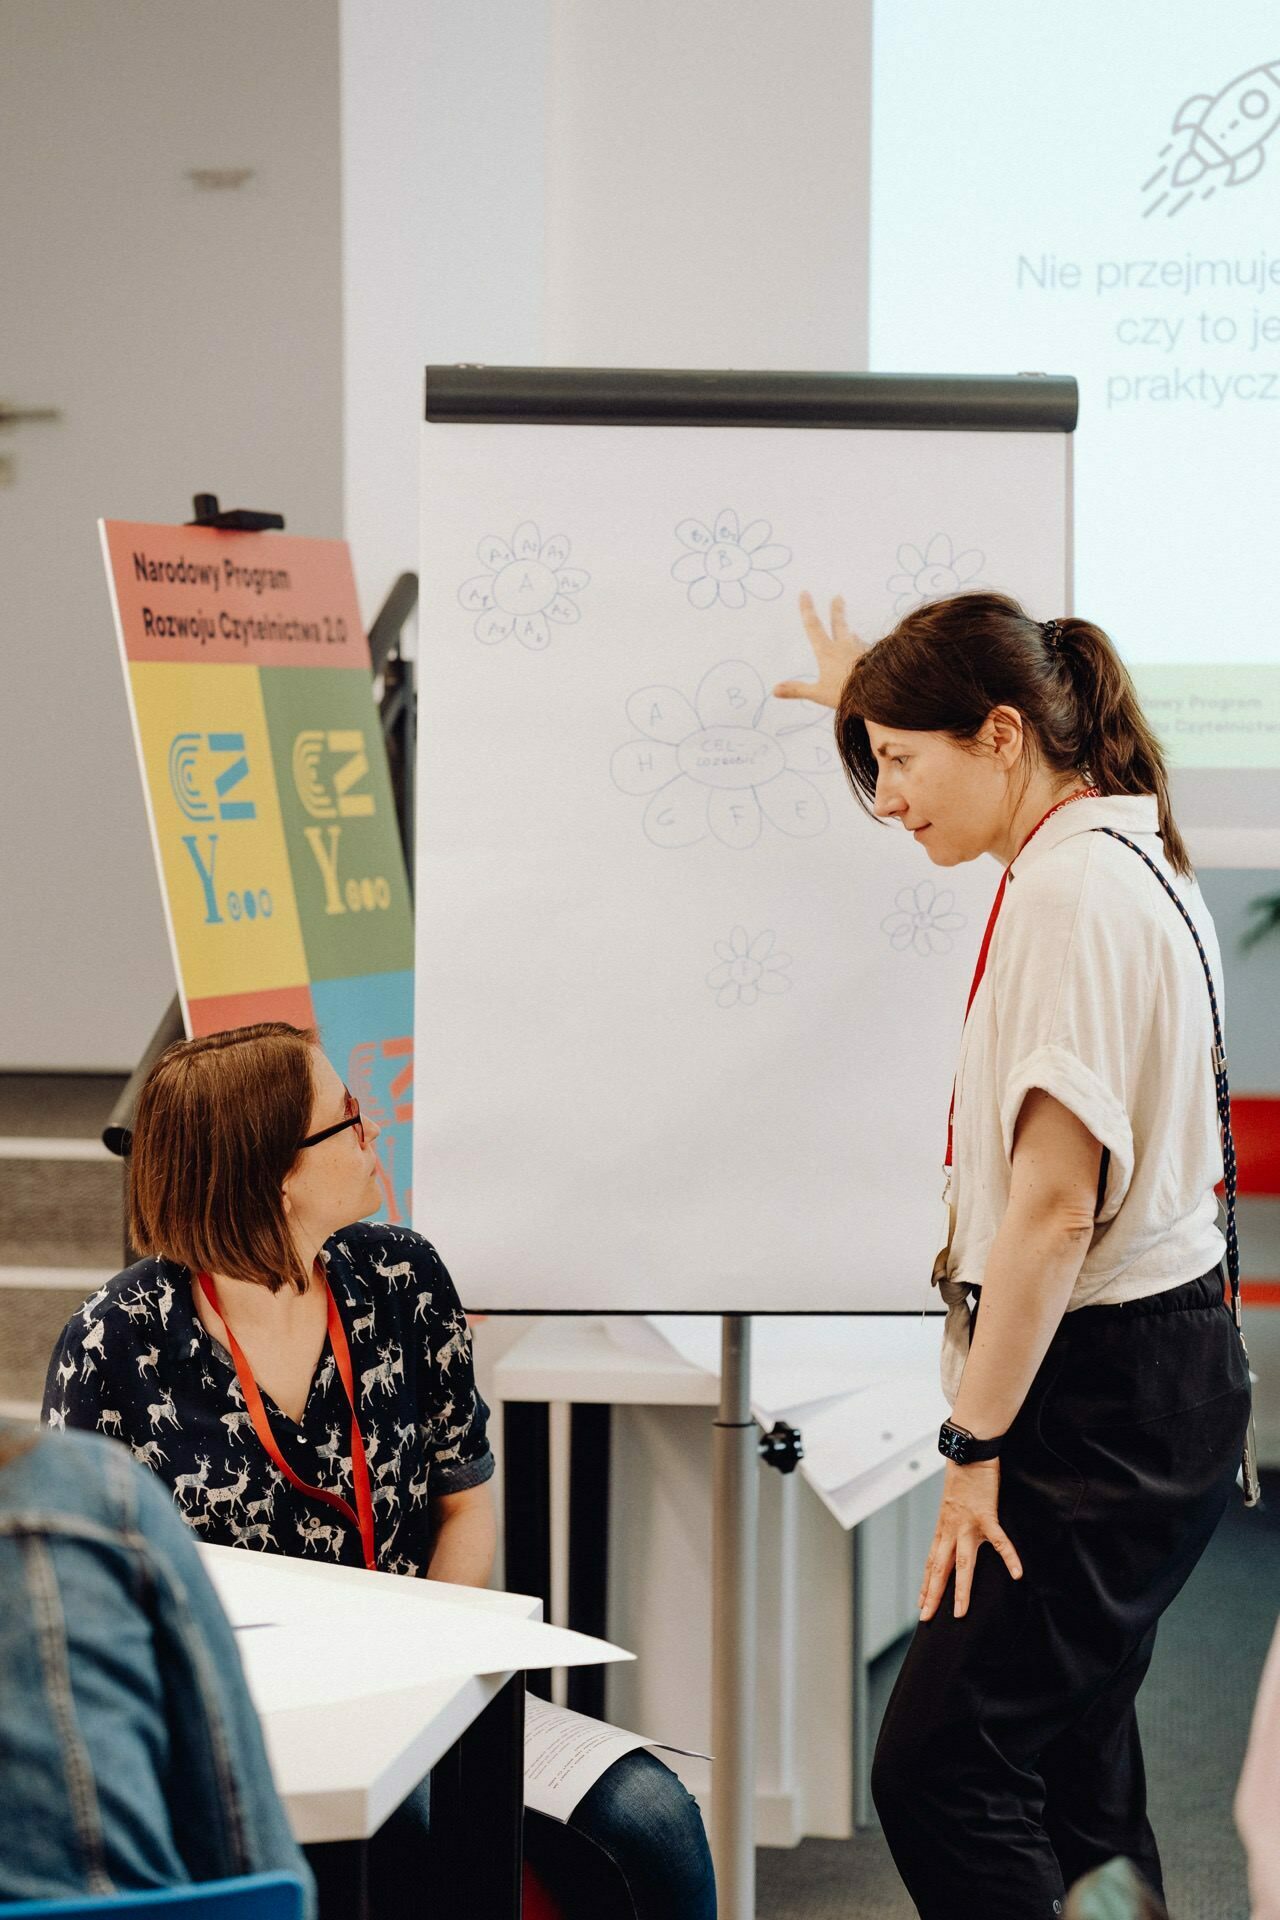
[310,971,415,1228]
[102,520,414,1226]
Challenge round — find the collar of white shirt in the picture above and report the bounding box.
[1007,792,1160,880]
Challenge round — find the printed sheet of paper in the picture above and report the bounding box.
[202,1547,632,1715]
[523,1696,708,1823]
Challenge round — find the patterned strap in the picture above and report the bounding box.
[1092,829,1240,1324]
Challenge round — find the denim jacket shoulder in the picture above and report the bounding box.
[0,1425,313,1911]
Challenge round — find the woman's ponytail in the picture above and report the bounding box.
[1057,619,1193,879]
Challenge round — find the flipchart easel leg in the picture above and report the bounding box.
[713,1313,757,1920]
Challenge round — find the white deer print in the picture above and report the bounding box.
[132,1439,168,1468]
[296,1513,344,1556]
[360,1346,398,1399]
[349,1305,377,1343]
[241,1484,278,1527]
[136,1345,160,1379]
[232,1520,278,1551]
[79,1284,110,1326]
[408,1462,430,1507]
[55,1353,75,1393]
[435,1323,469,1372]
[173,1456,212,1506]
[96,1408,124,1437]
[46,1405,66,1430]
[221,1409,254,1443]
[155,1273,175,1328]
[118,1286,154,1325]
[204,1465,252,1519]
[147,1390,180,1434]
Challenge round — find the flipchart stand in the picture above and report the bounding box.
[420,366,1078,1919]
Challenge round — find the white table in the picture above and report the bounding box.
[201,1546,538,1918]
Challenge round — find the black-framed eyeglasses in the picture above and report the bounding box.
[297,1088,366,1151]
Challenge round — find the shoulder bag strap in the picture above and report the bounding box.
[1093,828,1259,1504]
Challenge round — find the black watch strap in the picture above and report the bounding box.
[938,1420,1004,1465]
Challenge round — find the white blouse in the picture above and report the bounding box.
[947,793,1227,1310]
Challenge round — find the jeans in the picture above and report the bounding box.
[0,1423,313,1911]
[370,1746,717,1920]
[872,1269,1251,1920]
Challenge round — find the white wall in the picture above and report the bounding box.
[340,0,872,618]
[0,0,343,1069]
[339,0,549,625]
[542,0,871,370]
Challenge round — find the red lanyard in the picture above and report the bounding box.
[944,787,1101,1180]
[196,1268,377,1571]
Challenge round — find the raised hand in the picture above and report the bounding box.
[773,592,869,709]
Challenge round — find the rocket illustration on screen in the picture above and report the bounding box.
[1143,60,1280,216]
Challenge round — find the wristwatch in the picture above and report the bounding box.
[937,1420,1005,1465]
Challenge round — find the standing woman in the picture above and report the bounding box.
[776,590,1254,1919]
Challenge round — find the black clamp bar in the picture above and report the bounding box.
[425,365,1079,434]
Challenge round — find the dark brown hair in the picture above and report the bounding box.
[835,591,1192,878]
[129,1022,317,1295]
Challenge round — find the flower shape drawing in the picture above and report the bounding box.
[672,510,791,609]
[707,928,792,1009]
[611,660,833,850]
[882,882,967,957]
[458,522,590,649]
[887,534,984,615]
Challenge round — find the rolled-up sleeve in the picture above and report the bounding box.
[414,1247,495,1493]
[993,861,1146,1219]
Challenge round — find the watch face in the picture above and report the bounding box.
[938,1423,969,1462]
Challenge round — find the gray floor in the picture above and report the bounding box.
[757,1471,1279,1919]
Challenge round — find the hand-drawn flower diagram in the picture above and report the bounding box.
[611,660,833,850]
[887,535,985,615]
[882,882,967,957]
[707,928,792,1008]
[1142,60,1280,218]
[458,522,589,649]
[672,510,791,609]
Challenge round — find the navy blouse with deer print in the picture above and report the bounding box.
[41,1223,493,1577]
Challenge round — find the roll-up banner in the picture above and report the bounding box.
[101,521,415,1227]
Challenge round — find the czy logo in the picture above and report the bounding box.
[169,732,269,927]
[293,728,391,917]
[169,732,256,823]
[292,730,375,820]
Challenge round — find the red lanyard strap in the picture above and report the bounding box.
[197,1269,376,1571]
[944,787,1101,1176]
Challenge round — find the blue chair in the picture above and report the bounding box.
[0,1874,306,1918]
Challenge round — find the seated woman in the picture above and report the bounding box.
[0,1419,312,1909]
[44,1020,715,1920]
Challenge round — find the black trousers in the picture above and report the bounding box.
[871,1269,1252,1920]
